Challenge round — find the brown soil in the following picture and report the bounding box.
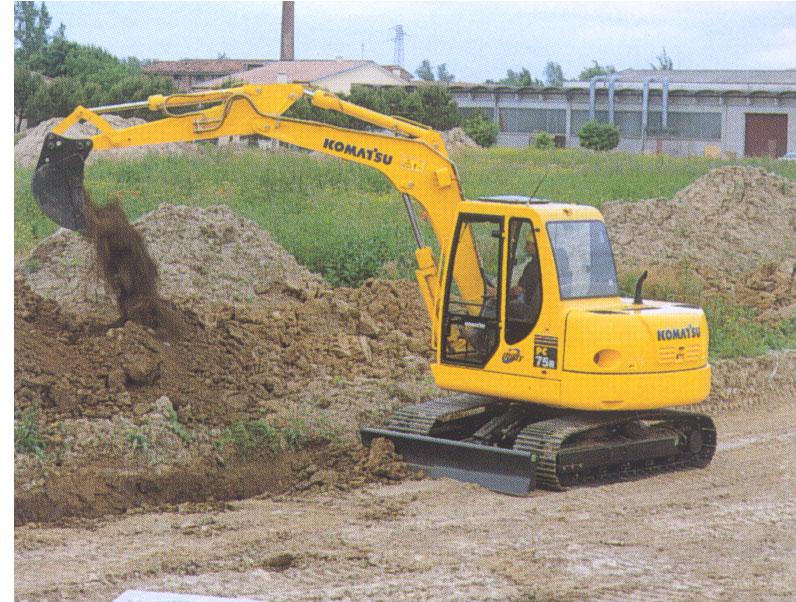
[84,196,165,328]
[15,205,430,525]
[14,363,796,601]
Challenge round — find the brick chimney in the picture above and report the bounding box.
[280,1,294,61]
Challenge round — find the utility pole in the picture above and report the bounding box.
[280,1,294,61]
[390,25,405,67]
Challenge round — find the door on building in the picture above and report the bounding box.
[745,114,788,158]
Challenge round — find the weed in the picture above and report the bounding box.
[281,419,308,450]
[127,429,150,451]
[15,405,46,459]
[23,257,40,274]
[215,419,282,452]
[165,407,194,444]
[705,298,796,360]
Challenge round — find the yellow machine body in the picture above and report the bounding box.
[431,201,710,411]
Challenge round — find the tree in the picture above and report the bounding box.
[650,48,673,71]
[498,67,541,87]
[417,85,460,130]
[577,120,620,151]
[463,112,498,147]
[436,63,455,84]
[14,67,43,131]
[415,59,435,81]
[578,61,616,81]
[14,1,53,64]
[543,62,564,87]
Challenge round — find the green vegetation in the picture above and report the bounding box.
[215,419,308,453]
[15,405,46,458]
[287,83,461,132]
[705,300,796,360]
[463,112,499,147]
[14,1,174,128]
[533,131,556,150]
[578,120,621,151]
[14,145,796,358]
[127,429,150,452]
[165,407,194,445]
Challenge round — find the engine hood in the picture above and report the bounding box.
[562,299,709,374]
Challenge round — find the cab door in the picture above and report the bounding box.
[441,214,504,367]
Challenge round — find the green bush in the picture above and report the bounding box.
[463,112,498,147]
[533,131,555,149]
[577,120,620,151]
[15,405,46,458]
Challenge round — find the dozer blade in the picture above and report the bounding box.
[31,132,93,233]
[361,427,538,495]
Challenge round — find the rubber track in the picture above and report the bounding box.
[385,395,493,435]
[513,410,716,490]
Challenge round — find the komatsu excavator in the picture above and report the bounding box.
[31,84,716,494]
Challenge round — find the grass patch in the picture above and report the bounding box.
[215,418,308,453]
[15,405,46,459]
[15,145,795,355]
[165,407,193,445]
[705,299,796,360]
[127,429,150,452]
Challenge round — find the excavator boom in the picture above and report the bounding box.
[30,83,486,326]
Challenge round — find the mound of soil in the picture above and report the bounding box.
[15,192,433,524]
[14,115,196,167]
[441,127,479,150]
[603,167,795,316]
[22,204,325,319]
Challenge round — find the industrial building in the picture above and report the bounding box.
[443,69,796,157]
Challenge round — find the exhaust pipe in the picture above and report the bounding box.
[31,132,93,233]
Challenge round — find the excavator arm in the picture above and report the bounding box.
[31,83,485,332]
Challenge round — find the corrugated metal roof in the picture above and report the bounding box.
[612,69,796,85]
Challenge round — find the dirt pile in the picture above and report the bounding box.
[14,115,196,167]
[603,166,795,315]
[441,127,479,150]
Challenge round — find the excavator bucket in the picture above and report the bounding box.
[31,132,93,233]
[360,427,538,495]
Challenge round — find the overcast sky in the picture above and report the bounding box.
[24,2,796,81]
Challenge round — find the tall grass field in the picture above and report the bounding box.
[14,145,796,358]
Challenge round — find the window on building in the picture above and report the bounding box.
[459,107,494,122]
[648,112,722,140]
[570,110,608,135]
[571,110,722,140]
[499,108,566,134]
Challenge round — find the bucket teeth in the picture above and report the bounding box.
[31,133,93,233]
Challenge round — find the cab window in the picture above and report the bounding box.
[505,219,542,345]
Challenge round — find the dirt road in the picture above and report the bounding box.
[16,373,795,602]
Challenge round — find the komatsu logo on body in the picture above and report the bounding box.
[322,138,393,165]
[657,324,701,341]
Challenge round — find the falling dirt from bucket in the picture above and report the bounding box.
[83,194,179,332]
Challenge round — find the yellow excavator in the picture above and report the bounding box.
[31,84,715,494]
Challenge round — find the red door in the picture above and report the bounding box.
[745,114,788,158]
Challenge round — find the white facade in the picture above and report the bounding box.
[449,70,796,157]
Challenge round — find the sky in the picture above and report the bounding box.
[34,1,796,82]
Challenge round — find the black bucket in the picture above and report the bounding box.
[31,132,93,233]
